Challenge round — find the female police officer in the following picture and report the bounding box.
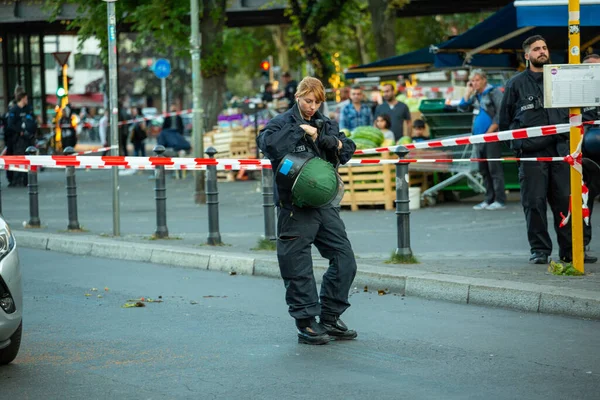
[257,77,358,345]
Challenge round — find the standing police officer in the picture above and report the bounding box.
[499,35,597,265]
[257,77,358,345]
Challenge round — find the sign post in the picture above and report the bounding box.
[568,0,583,273]
[153,58,171,113]
[104,0,120,236]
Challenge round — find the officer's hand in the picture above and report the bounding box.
[299,124,318,141]
[319,135,339,150]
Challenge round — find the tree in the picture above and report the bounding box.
[368,0,409,60]
[287,0,349,82]
[48,0,228,130]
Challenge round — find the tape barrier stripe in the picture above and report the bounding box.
[353,123,570,155]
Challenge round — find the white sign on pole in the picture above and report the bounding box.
[543,64,600,108]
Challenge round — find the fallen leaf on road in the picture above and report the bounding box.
[104,287,110,292]
[229,271,237,276]
[127,297,163,303]
[84,293,91,297]
[377,289,388,296]
[97,295,103,298]
[203,295,228,298]
[122,302,146,308]
[91,288,98,292]
[363,286,369,292]
[190,300,198,305]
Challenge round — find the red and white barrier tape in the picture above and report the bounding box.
[74,145,118,155]
[353,120,600,155]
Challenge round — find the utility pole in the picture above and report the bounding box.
[105,0,120,236]
[191,0,206,204]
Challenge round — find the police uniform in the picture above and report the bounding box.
[257,105,357,322]
[583,105,600,247]
[499,69,571,259]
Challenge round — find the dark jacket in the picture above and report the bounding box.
[257,104,356,207]
[157,128,191,152]
[162,114,184,135]
[499,69,569,155]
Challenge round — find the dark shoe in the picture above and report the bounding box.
[296,318,331,345]
[560,254,598,264]
[529,252,549,265]
[320,315,358,341]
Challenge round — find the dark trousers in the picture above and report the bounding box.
[276,206,357,320]
[519,156,572,257]
[133,141,146,157]
[476,142,506,204]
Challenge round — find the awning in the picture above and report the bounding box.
[344,48,434,79]
[46,93,104,108]
[514,0,600,27]
[344,1,600,79]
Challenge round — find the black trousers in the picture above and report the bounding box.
[277,206,357,320]
[519,156,572,257]
[476,142,506,204]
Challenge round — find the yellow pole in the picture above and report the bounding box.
[568,0,584,273]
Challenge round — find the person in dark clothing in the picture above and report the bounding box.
[281,72,298,109]
[257,76,358,345]
[129,107,147,156]
[581,53,600,251]
[59,105,77,150]
[262,82,274,103]
[5,92,35,187]
[499,35,596,265]
[162,105,184,135]
[118,104,130,156]
[157,127,191,152]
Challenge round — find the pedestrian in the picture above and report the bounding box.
[257,76,358,345]
[129,107,147,157]
[582,53,600,252]
[262,82,274,103]
[374,83,412,142]
[118,103,130,156]
[374,114,395,144]
[59,105,78,150]
[339,85,373,131]
[6,91,35,187]
[459,69,506,211]
[3,86,26,185]
[499,35,596,265]
[99,109,110,155]
[411,119,429,142]
[334,87,351,123]
[281,72,298,109]
[162,104,184,136]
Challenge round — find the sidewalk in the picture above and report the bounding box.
[4,167,600,320]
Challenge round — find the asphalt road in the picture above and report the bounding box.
[1,249,599,399]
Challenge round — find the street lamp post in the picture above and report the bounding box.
[104,0,120,236]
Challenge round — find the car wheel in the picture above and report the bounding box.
[0,322,22,365]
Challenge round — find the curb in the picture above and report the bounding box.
[16,231,600,321]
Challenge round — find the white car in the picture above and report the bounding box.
[0,217,21,365]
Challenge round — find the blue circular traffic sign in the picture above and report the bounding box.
[153,58,171,79]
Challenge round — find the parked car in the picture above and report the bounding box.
[0,216,22,365]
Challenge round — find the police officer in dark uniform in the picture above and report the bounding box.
[257,77,358,345]
[499,35,596,265]
[582,53,600,252]
[6,91,35,187]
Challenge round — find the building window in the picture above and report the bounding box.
[74,54,102,70]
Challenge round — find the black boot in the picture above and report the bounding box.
[320,315,358,341]
[296,317,331,345]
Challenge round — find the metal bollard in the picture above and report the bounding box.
[63,147,81,230]
[153,145,169,238]
[26,146,41,227]
[261,165,276,241]
[394,146,412,257]
[205,147,222,245]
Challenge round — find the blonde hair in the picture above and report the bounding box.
[295,77,325,103]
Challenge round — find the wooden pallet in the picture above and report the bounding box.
[339,154,433,211]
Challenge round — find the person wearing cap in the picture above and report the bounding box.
[459,69,506,211]
[410,119,429,142]
[257,76,358,346]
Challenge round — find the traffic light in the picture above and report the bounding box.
[56,74,66,99]
[260,60,270,78]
